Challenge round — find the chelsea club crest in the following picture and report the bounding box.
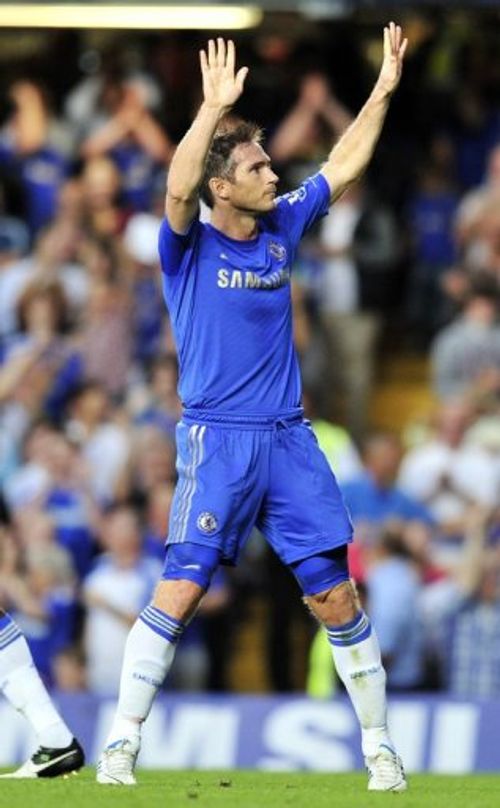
[197,512,218,534]
[269,241,287,261]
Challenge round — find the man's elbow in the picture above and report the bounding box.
[328,173,360,204]
[166,184,198,205]
[323,162,364,202]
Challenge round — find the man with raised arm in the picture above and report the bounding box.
[97,26,408,791]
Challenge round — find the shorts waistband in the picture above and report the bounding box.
[182,407,304,430]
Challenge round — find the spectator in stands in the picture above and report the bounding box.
[0,280,83,427]
[365,525,425,691]
[2,421,97,580]
[0,214,31,341]
[0,79,73,236]
[80,155,127,238]
[133,354,181,441]
[405,142,459,346]
[452,86,500,192]
[430,274,500,400]
[142,482,174,562]
[80,73,173,212]
[290,280,332,408]
[119,425,176,505]
[64,382,131,505]
[24,218,89,317]
[0,536,78,686]
[420,506,500,697]
[401,519,447,586]
[41,430,97,580]
[2,419,55,513]
[268,72,353,189]
[77,270,133,398]
[13,508,57,553]
[52,646,87,693]
[0,217,33,480]
[471,193,500,283]
[302,387,362,484]
[123,212,165,364]
[83,504,161,695]
[341,431,434,544]
[398,398,499,565]
[64,49,138,138]
[455,142,500,269]
[315,180,399,439]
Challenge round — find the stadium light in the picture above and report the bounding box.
[0,4,263,30]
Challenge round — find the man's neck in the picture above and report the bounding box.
[210,208,259,241]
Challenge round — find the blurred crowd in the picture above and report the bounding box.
[1,13,500,699]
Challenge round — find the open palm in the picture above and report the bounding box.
[377,22,408,96]
[200,38,248,109]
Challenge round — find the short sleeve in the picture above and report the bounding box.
[158,216,200,276]
[271,173,330,251]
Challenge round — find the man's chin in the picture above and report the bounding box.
[238,199,275,215]
[261,196,277,211]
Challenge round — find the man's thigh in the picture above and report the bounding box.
[261,422,353,564]
[168,421,266,562]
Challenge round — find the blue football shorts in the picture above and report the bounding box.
[166,411,353,567]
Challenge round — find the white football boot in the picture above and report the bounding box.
[96,737,140,785]
[366,743,407,791]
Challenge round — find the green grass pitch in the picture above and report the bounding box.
[1,769,499,808]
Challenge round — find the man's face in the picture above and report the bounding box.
[221,142,279,213]
[366,439,402,486]
[104,510,140,556]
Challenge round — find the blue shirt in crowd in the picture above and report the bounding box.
[341,472,434,526]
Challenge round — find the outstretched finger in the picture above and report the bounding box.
[208,39,216,67]
[383,25,390,58]
[216,37,225,67]
[200,49,208,75]
[236,65,249,92]
[395,25,402,51]
[226,39,235,74]
[400,37,408,61]
[391,22,400,54]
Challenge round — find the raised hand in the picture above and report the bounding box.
[377,22,407,96]
[299,73,331,112]
[199,38,248,110]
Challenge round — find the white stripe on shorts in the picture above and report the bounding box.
[171,425,198,541]
[178,424,206,543]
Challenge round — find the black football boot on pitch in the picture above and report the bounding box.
[0,737,85,779]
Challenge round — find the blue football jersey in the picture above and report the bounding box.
[158,172,330,415]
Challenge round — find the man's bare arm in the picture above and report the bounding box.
[320,22,407,204]
[165,38,248,234]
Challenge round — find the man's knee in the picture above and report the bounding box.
[306,579,360,626]
[154,542,222,621]
[153,578,205,622]
[289,545,350,599]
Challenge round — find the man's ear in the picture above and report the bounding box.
[209,176,231,203]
